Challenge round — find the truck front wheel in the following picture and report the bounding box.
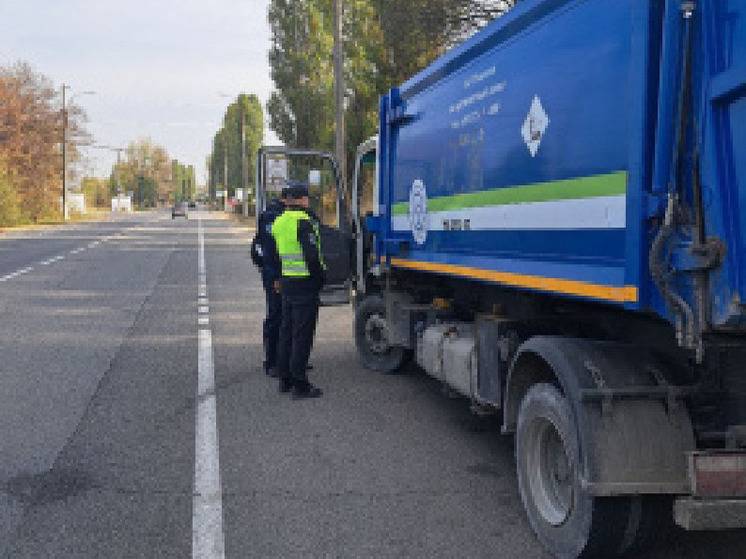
[516,383,630,558]
[354,295,406,373]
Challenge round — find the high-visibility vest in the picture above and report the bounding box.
[271,209,324,278]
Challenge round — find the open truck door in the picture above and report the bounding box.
[256,147,352,304]
[351,137,378,296]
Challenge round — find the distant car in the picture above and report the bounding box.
[172,202,188,219]
[188,200,197,209]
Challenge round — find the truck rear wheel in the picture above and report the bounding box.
[354,295,406,373]
[516,383,630,558]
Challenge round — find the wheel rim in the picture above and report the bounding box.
[525,417,574,526]
[364,313,389,355]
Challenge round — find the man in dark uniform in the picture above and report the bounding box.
[269,182,325,399]
[250,189,286,376]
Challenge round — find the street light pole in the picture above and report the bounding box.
[333,0,346,195]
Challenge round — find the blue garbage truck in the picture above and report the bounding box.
[256,0,746,556]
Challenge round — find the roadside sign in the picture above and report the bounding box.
[235,188,244,201]
[266,157,288,192]
[309,169,321,186]
[216,190,227,198]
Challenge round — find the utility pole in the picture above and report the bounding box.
[114,148,123,193]
[207,158,212,201]
[241,107,248,217]
[333,0,346,194]
[61,84,68,221]
[224,147,228,212]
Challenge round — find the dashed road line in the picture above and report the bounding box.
[0,266,34,282]
[193,216,225,559]
[1,229,130,284]
[40,255,65,266]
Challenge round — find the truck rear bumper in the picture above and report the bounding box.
[674,497,746,530]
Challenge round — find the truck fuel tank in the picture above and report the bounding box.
[417,323,476,398]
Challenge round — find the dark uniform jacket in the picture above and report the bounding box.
[251,198,285,282]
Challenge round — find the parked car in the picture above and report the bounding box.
[172,202,188,219]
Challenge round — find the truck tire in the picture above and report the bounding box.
[354,295,406,373]
[516,383,629,558]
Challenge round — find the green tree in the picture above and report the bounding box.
[171,159,197,202]
[108,138,172,209]
[266,0,521,184]
[267,0,335,148]
[81,176,110,208]
[208,94,264,201]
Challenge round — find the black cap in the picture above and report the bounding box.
[282,180,309,199]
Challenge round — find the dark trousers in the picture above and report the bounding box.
[276,291,320,388]
[262,273,282,373]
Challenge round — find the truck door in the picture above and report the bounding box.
[256,147,352,303]
[351,137,378,295]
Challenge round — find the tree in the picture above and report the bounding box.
[0,158,23,226]
[81,176,110,208]
[171,159,196,202]
[267,0,335,148]
[0,62,88,222]
[266,0,520,186]
[208,94,264,201]
[108,138,172,208]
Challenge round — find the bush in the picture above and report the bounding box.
[0,166,26,227]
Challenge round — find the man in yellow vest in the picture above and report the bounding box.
[270,181,325,399]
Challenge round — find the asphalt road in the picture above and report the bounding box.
[1,210,744,558]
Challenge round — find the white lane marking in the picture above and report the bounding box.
[70,247,85,254]
[0,266,34,282]
[198,317,209,326]
[193,216,225,559]
[40,255,65,265]
[198,297,209,305]
[198,306,209,314]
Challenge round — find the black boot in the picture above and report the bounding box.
[292,383,323,400]
[279,378,293,393]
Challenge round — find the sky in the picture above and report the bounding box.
[0,0,279,184]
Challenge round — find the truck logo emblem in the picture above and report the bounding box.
[409,179,429,245]
[521,95,550,157]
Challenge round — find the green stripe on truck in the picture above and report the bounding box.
[391,171,628,216]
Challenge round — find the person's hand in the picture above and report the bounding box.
[273,280,281,294]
